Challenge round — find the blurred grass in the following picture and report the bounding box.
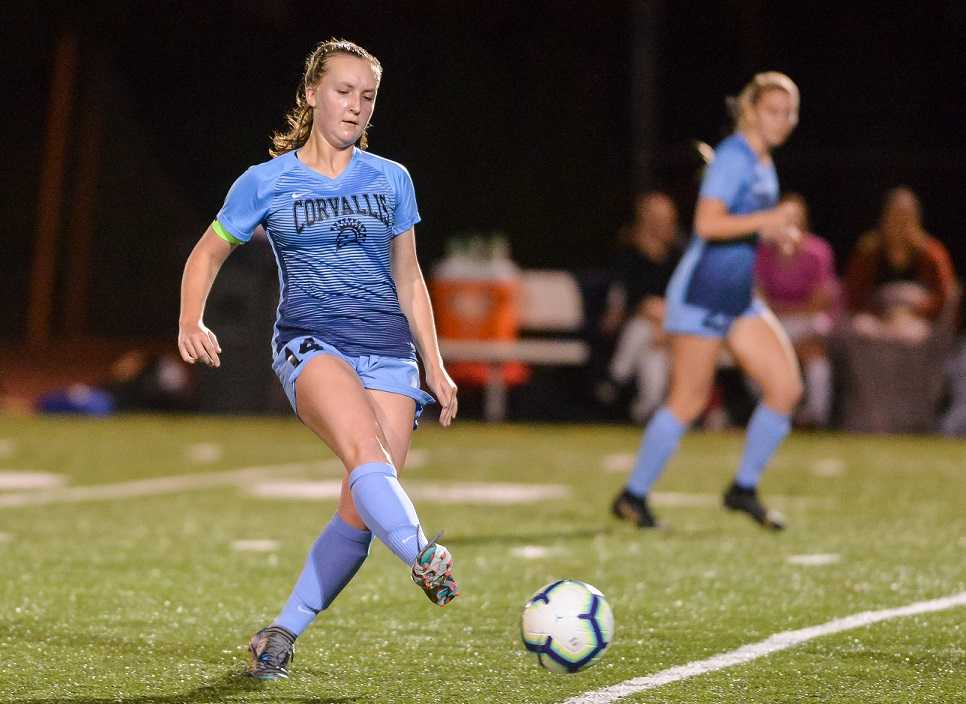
[0,417,963,703]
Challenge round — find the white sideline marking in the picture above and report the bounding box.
[649,492,830,509]
[562,591,966,704]
[186,442,223,464]
[0,471,67,491]
[232,539,280,552]
[412,482,570,504]
[247,480,570,505]
[0,532,11,543]
[650,492,717,508]
[601,453,634,473]
[512,545,551,559]
[811,458,846,477]
[0,439,16,459]
[405,448,429,469]
[787,553,840,566]
[0,460,341,509]
[249,480,342,500]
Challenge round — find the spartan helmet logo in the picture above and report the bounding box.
[332,218,367,249]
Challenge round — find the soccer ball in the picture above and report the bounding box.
[520,579,614,674]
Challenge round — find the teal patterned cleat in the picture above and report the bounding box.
[411,531,459,606]
[247,625,296,680]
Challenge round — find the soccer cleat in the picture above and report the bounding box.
[247,625,296,680]
[611,488,660,528]
[411,531,459,606]
[723,482,785,530]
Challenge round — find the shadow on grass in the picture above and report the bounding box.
[10,670,363,704]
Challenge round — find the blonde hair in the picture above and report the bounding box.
[728,71,799,132]
[269,39,383,157]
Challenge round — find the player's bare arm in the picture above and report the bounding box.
[177,226,234,368]
[391,228,458,426]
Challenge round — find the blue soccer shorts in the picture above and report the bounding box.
[272,335,435,425]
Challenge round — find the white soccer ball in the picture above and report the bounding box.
[520,579,614,674]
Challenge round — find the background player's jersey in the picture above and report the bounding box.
[214,148,420,360]
[678,133,779,315]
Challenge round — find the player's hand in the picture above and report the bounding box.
[426,365,458,427]
[776,224,802,255]
[760,202,801,253]
[178,321,222,368]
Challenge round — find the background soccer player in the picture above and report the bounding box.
[177,38,459,681]
[612,72,803,530]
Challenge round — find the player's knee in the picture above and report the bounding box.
[764,377,803,414]
[339,436,392,470]
[667,391,710,424]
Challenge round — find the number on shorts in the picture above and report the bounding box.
[299,337,323,354]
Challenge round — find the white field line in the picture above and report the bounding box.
[246,480,571,505]
[651,492,831,509]
[786,553,841,566]
[231,539,280,552]
[0,471,67,490]
[185,442,224,464]
[511,545,555,559]
[0,460,341,509]
[563,591,966,704]
[0,438,17,459]
[405,448,430,469]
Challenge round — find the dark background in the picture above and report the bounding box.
[4,1,965,342]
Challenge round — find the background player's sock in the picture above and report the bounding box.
[349,462,426,566]
[273,514,372,636]
[626,406,687,497]
[734,403,790,488]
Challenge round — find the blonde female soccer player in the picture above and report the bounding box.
[612,72,803,531]
[178,39,459,681]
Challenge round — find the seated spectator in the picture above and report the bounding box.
[598,192,682,422]
[755,193,839,427]
[940,338,966,436]
[844,186,957,344]
[836,187,960,433]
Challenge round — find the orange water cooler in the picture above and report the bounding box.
[430,238,530,388]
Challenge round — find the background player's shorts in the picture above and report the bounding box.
[272,335,435,426]
[664,296,767,338]
[663,236,767,338]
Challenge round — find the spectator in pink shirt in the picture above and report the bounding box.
[755,193,839,426]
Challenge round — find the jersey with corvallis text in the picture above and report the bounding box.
[214,148,420,360]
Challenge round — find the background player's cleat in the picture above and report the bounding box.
[247,625,296,680]
[411,531,459,606]
[611,488,660,528]
[723,482,785,530]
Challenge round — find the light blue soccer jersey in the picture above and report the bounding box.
[673,133,779,316]
[214,148,420,360]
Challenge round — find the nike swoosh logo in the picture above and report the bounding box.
[292,192,307,199]
[297,605,316,614]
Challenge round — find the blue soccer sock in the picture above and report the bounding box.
[626,406,687,497]
[273,513,373,636]
[734,403,791,489]
[348,462,426,566]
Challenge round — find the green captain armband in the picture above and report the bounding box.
[212,220,244,246]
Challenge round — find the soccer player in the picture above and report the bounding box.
[177,39,459,680]
[611,72,803,530]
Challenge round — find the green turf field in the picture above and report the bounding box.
[0,416,963,703]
